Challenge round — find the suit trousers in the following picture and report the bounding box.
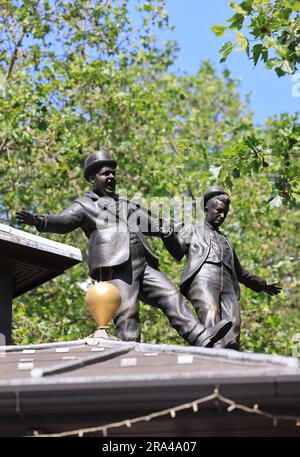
[98,237,204,345]
[187,263,240,349]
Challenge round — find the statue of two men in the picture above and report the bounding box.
[16,151,231,348]
[16,152,281,350]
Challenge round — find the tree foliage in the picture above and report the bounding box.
[0,1,298,355]
[212,0,300,76]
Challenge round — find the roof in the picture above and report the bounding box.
[0,224,82,297]
[0,339,300,437]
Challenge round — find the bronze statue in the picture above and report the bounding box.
[175,185,281,350]
[16,152,232,347]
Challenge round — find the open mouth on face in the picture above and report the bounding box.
[105,179,116,192]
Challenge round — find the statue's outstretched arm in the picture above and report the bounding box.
[15,203,84,234]
[233,249,281,295]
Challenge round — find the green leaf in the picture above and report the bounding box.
[37,120,48,131]
[261,48,268,63]
[265,58,282,70]
[211,25,227,37]
[144,3,152,12]
[275,67,287,77]
[282,0,300,12]
[219,41,234,63]
[235,31,248,51]
[276,45,289,59]
[224,175,233,190]
[239,0,254,14]
[229,1,247,15]
[250,159,260,173]
[280,59,296,74]
[228,13,245,30]
[231,167,240,178]
[244,135,260,149]
[252,44,262,66]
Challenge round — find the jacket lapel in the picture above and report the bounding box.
[196,223,211,247]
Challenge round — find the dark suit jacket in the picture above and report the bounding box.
[37,191,180,279]
[175,223,266,299]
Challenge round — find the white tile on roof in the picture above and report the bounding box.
[120,357,137,367]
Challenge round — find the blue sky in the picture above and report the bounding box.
[160,0,299,125]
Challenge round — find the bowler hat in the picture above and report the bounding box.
[203,185,229,205]
[84,151,117,181]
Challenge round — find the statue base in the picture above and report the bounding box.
[84,327,119,345]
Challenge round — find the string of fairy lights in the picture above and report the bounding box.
[33,387,300,437]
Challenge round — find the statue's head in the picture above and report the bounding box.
[203,185,230,228]
[84,151,117,197]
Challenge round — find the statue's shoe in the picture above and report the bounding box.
[195,319,232,348]
[225,342,239,351]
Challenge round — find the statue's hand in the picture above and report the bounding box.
[152,217,172,236]
[264,282,282,296]
[15,210,38,226]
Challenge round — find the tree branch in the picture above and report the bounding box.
[6,29,26,80]
[187,185,196,202]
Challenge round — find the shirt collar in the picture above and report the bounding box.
[204,221,216,231]
[204,220,223,234]
[85,191,118,202]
